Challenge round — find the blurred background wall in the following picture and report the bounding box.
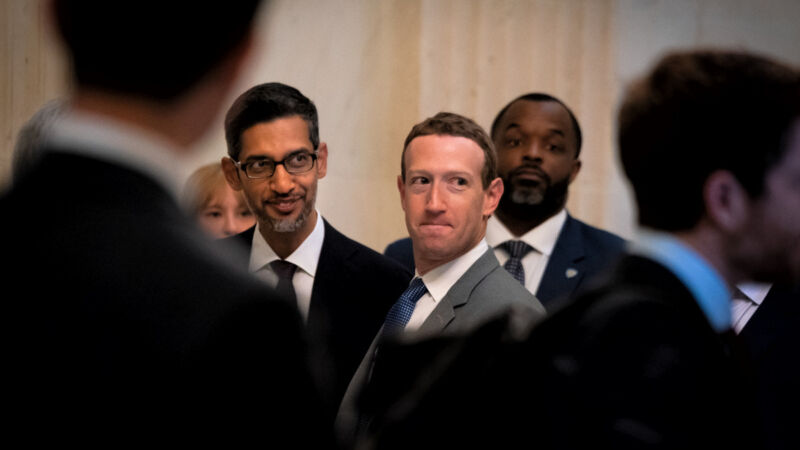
[3,0,799,251]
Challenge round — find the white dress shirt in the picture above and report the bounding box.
[248,211,325,322]
[404,239,491,332]
[485,209,568,295]
[731,282,771,334]
[47,109,187,201]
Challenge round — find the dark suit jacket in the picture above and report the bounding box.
[739,284,800,450]
[223,221,411,422]
[361,254,761,450]
[383,214,625,307]
[1,150,329,445]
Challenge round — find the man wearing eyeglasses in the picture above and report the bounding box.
[221,82,411,424]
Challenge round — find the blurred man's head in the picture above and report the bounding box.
[618,49,800,283]
[53,0,263,101]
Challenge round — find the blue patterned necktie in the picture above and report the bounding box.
[502,240,534,285]
[382,277,428,336]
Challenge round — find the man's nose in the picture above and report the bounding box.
[425,183,446,213]
[522,141,544,161]
[269,164,295,193]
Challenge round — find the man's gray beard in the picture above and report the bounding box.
[263,202,312,233]
[510,186,545,205]
[268,215,306,233]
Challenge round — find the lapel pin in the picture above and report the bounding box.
[565,268,578,279]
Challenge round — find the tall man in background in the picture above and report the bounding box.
[221,82,410,424]
[0,0,328,445]
[385,93,625,308]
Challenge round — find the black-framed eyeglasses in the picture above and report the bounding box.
[233,151,318,179]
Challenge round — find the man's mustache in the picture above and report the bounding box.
[507,164,551,186]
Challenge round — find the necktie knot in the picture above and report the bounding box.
[503,240,533,258]
[502,240,533,286]
[382,278,427,336]
[270,260,297,303]
[270,259,297,280]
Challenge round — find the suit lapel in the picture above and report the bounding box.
[536,215,585,305]
[739,284,799,358]
[416,249,497,335]
[308,219,358,326]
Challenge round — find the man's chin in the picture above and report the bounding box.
[509,188,545,205]
[260,213,306,233]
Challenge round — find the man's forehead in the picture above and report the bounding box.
[240,117,313,158]
[405,134,485,174]
[499,100,573,133]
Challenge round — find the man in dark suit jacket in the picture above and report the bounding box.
[362,50,800,450]
[738,284,800,450]
[220,83,410,423]
[385,93,625,308]
[1,2,329,446]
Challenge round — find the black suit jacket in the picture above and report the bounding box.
[739,284,800,450]
[362,254,761,450]
[1,151,329,445]
[383,214,625,307]
[223,221,411,422]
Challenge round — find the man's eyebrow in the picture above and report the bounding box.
[243,148,311,162]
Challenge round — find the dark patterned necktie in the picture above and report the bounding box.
[270,260,297,303]
[502,240,534,285]
[382,277,428,336]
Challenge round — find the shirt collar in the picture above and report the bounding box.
[248,210,325,277]
[632,230,732,332]
[416,239,490,304]
[486,208,567,256]
[47,109,187,201]
[735,282,772,306]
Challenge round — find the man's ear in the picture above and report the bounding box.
[221,157,243,190]
[316,142,328,179]
[703,170,749,232]
[482,177,504,217]
[397,174,407,211]
[568,158,582,184]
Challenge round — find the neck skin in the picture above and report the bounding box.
[259,209,319,260]
[71,86,213,152]
[673,225,743,288]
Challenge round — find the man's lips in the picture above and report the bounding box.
[419,223,453,233]
[510,166,549,185]
[266,196,302,213]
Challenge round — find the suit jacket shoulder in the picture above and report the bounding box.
[2,151,328,443]
[537,214,626,307]
[383,237,414,273]
[417,248,545,336]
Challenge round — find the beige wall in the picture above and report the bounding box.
[3,0,799,251]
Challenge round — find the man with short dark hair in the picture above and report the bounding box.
[385,93,625,308]
[220,82,411,424]
[337,112,545,445]
[0,1,329,445]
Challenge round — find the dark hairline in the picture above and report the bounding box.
[490,93,583,158]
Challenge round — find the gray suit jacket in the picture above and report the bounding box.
[336,248,545,443]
